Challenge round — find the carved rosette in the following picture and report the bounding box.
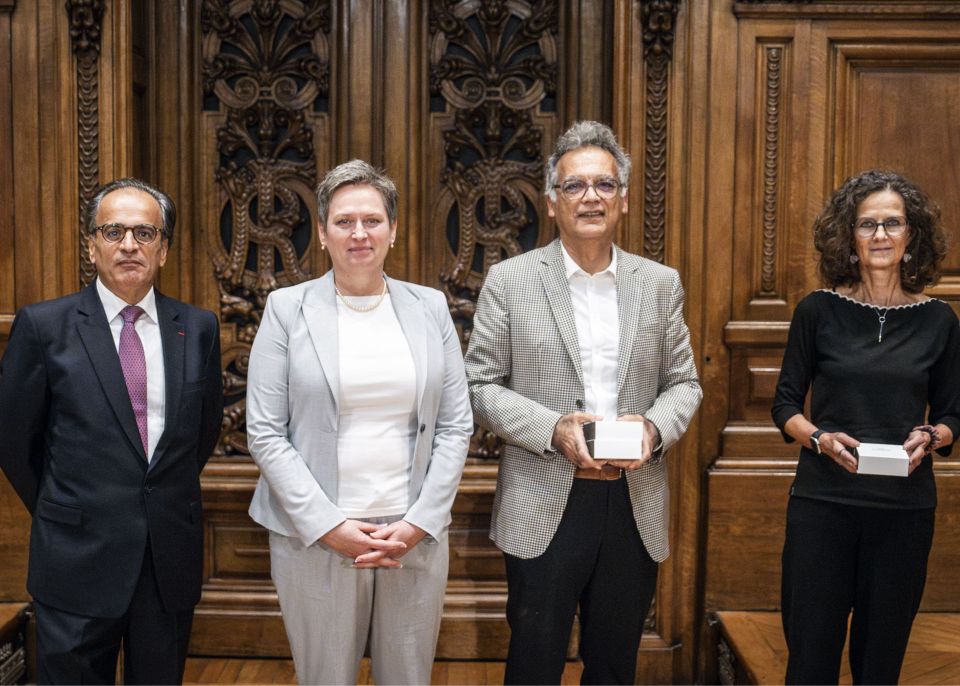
[760,46,783,296]
[67,0,104,286]
[201,0,331,456]
[429,0,558,459]
[641,0,679,264]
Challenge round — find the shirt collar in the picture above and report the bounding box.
[96,278,159,325]
[560,241,617,281]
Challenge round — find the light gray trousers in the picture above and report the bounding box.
[269,522,448,685]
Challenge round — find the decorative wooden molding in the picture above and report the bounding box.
[641,0,680,264]
[429,0,558,459]
[0,1,16,11]
[66,0,104,287]
[723,320,790,346]
[734,2,960,19]
[201,0,331,456]
[759,45,783,297]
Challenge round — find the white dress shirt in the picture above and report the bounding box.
[96,279,166,462]
[336,294,418,518]
[561,242,619,420]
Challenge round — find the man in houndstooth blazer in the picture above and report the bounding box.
[465,121,702,684]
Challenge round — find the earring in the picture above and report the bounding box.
[849,254,859,264]
[903,252,912,263]
[320,242,326,250]
[390,240,395,249]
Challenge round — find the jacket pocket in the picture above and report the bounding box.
[37,498,83,526]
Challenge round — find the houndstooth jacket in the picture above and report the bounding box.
[464,238,702,562]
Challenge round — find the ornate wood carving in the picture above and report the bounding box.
[717,634,737,685]
[429,0,558,459]
[641,0,679,264]
[67,0,104,286]
[201,0,331,456]
[759,46,783,297]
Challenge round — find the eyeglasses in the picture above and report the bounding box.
[852,217,908,238]
[94,223,165,245]
[553,177,622,201]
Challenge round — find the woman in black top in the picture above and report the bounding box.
[772,169,960,685]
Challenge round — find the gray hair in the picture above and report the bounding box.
[544,121,631,200]
[86,178,177,246]
[316,160,399,227]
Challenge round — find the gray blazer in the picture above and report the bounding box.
[247,272,473,545]
[465,239,702,562]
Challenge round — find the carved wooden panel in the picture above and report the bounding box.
[200,0,332,458]
[829,40,960,292]
[707,11,960,622]
[0,2,13,342]
[66,0,103,287]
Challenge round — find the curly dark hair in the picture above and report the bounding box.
[814,169,947,293]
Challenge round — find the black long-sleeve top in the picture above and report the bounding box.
[772,289,960,509]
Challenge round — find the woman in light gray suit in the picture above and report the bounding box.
[246,160,473,685]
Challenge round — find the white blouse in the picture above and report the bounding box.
[335,294,418,518]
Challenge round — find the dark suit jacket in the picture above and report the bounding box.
[0,283,223,618]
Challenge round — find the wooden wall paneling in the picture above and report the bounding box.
[561,0,612,127]
[826,31,960,302]
[334,0,381,166]
[706,8,960,642]
[193,0,333,656]
[704,470,793,610]
[381,0,425,287]
[0,1,13,357]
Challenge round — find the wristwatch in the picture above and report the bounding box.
[809,430,825,455]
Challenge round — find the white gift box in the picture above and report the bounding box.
[583,420,645,461]
[856,442,909,477]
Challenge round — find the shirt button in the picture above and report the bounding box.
[420,424,426,433]
[144,486,154,494]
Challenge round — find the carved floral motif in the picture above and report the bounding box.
[641,0,679,263]
[760,46,783,296]
[201,0,330,456]
[67,0,104,286]
[429,0,557,459]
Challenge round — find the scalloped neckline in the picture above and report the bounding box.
[818,289,937,311]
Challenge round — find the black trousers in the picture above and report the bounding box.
[35,541,194,685]
[503,477,658,685]
[781,496,935,685]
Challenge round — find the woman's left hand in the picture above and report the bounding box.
[353,520,427,567]
[903,430,932,475]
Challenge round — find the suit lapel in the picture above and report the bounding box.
[150,294,184,468]
[388,278,427,412]
[75,284,148,465]
[539,240,584,386]
[616,248,643,394]
[302,272,340,415]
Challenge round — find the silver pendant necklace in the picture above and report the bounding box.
[876,308,888,343]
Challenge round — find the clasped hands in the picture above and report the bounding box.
[815,430,933,475]
[320,519,426,569]
[552,411,659,471]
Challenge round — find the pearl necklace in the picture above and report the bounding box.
[335,277,388,313]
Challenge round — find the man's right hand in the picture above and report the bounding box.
[320,519,406,567]
[552,412,605,469]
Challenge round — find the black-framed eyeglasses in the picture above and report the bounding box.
[553,177,622,201]
[93,223,165,245]
[852,217,908,238]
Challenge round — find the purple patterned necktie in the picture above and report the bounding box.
[119,305,148,458]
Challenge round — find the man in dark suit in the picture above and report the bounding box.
[0,178,223,684]
[465,122,702,684]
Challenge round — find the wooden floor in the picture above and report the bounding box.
[184,658,584,684]
[716,611,960,685]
